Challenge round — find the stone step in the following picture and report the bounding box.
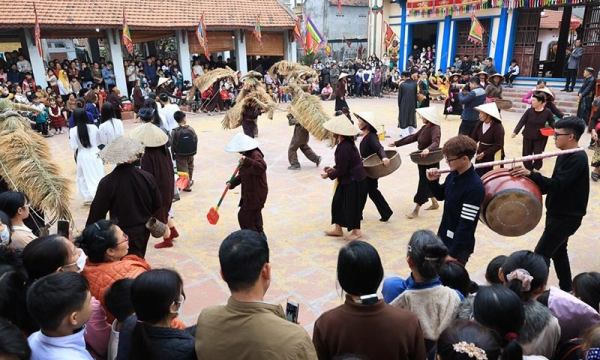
[500,87,579,114]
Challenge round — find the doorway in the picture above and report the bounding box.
[410,23,438,62]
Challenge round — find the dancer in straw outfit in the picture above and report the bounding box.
[389,106,441,219]
[87,137,162,259]
[321,115,367,241]
[225,133,269,240]
[472,102,505,177]
[355,111,393,222]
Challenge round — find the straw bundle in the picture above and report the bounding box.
[187,67,237,102]
[0,130,73,224]
[287,84,329,141]
[221,88,277,130]
[267,61,317,81]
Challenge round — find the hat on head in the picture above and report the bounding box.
[137,107,155,121]
[353,111,376,129]
[475,102,502,121]
[225,132,260,153]
[157,77,170,87]
[489,73,505,82]
[534,87,554,99]
[477,71,489,78]
[128,123,168,147]
[98,136,145,164]
[323,115,359,136]
[415,107,441,126]
[338,72,349,80]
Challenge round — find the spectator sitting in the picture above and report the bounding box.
[573,272,600,312]
[219,85,232,109]
[104,279,134,360]
[0,319,31,360]
[437,319,502,360]
[310,80,320,95]
[505,60,519,88]
[321,83,333,100]
[485,255,507,285]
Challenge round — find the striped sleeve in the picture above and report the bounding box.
[461,203,480,221]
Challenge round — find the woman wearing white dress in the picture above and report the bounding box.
[70,108,105,204]
[98,103,124,147]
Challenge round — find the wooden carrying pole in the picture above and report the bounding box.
[435,148,585,174]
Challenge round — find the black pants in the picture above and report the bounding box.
[364,177,393,220]
[458,120,477,137]
[577,96,592,126]
[565,69,578,90]
[332,179,367,231]
[415,163,438,205]
[522,137,548,170]
[126,225,151,259]
[506,74,517,84]
[35,122,48,135]
[535,215,582,292]
[238,208,264,233]
[242,119,257,138]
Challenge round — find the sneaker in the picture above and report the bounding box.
[316,156,322,167]
[288,165,301,170]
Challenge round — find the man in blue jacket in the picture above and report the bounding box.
[458,77,486,137]
[563,39,584,93]
[426,135,485,265]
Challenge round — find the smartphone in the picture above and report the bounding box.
[57,220,70,238]
[285,300,299,323]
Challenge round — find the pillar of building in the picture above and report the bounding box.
[106,29,128,92]
[440,15,452,70]
[283,31,297,63]
[23,29,48,89]
[234,30,248,74]
[176,30,192,81]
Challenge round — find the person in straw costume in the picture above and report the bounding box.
[225,133,269,240]
[335,73,350,113]
[70,108,105,205]
[128,120,179,250]
[287,113,322,170]
[389,106,441,219]
[321,115,367,241]
[87,136,162,259]
[355,111,393,222]
[472,102,505,177]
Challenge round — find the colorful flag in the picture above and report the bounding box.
[357,43,365,58]
[305,16,324,49]
[383,22,396,48]
[253,16,263,46]
[122,8,134,56]
[343,36,352,48]
[196,12,209,59]
[293,17,305,51]
[33,2,42,57]
[468,13,484,45]
[305,31,314,54]
[337,0,343,12]
[325,43,332,57]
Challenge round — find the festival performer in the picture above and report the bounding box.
[398,71,418,138]
[321,115,366,241]
[128,118,179,250]
[485,74,504,104]
[512,93,555,171]
[472,103,505,177]
[532,87,564,120]
[388,40,400,68]
[335,73,349,112]
[87,137,162,259]
[225,133,268,240]
[355,112,393,222]
[287,114,322,170]
[389,107,441,219]
[444,73,463,119]
[510,117,589,292]
[426,135,485,265]
[476,71,489,90]
[241,99,263,138]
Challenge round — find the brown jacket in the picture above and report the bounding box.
[394,123,441,150]
[195,296,317,360]
[472,120,505,163]
[513,107,555,141]
[230,149,268,210]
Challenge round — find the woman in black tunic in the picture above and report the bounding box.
[321,115,366,241]
[444,73,463,118]
[354,112,393,222]
[335,73,349,112]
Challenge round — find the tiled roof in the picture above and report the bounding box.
[540,10,582,30]
[328,0,369,6]
[0,0,296,30]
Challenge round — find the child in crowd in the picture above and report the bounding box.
[228,87,236,104]
[27,272,94,360]
[48,97,65,134]
[171,111,198,192]
[104,279,134,360]
[485,255,507,285]
[30,94,51,137]
[219,85,232,110]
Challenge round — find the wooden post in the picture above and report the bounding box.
[552,6,572,79]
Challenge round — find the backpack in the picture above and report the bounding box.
[175,127,197,156]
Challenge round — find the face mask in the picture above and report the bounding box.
[0,226,9,246]
[172,295,185,316]
[75,250,87,273]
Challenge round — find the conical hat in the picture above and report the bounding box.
[477,71,489,78]
[157,77,170,87]
[127,123,168,147]
[353,111,376,128]
[98,136,145,164]
[323,115,359,136]
[534,87,554,99]
[415,107,441,126]
[338,72,349,80]
[475,102,502,121]
[225,133,260,153]
[489,73,505,82]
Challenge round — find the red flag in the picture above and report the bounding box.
[357,44,364,58]
[196,12,209,59]
[343,36,351,48]
[383,22,395,48]
[33,2,42,57]
[122,8,134,56]
[253,16,263,46]
[468,13,485,45]
[337,0,342,12]
[293,17,305,51]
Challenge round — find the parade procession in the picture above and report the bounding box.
[0,0,599,359]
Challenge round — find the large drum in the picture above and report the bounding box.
[480,168,543,237]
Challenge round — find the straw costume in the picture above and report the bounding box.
[321,115,366,241]
[225,133,268,239]
[472,103,505,177]
[0,99,73,233]
[87,136,162,259]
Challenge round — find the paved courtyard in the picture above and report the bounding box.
[48,97,600,332]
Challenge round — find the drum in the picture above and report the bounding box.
[480,168,543,237]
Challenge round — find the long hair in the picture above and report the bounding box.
[143,99,162,126]
[100,102,115,125]
[73,108,92,148]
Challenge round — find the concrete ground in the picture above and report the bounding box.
[48,97,600,332]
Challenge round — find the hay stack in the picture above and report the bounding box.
[287,84,329,141]
[187,66,237,102]
[267,61,317,81]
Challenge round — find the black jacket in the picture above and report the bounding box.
[579,76,596,98]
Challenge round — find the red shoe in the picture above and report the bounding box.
[169,227,179,239]
[154,239,173,249]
